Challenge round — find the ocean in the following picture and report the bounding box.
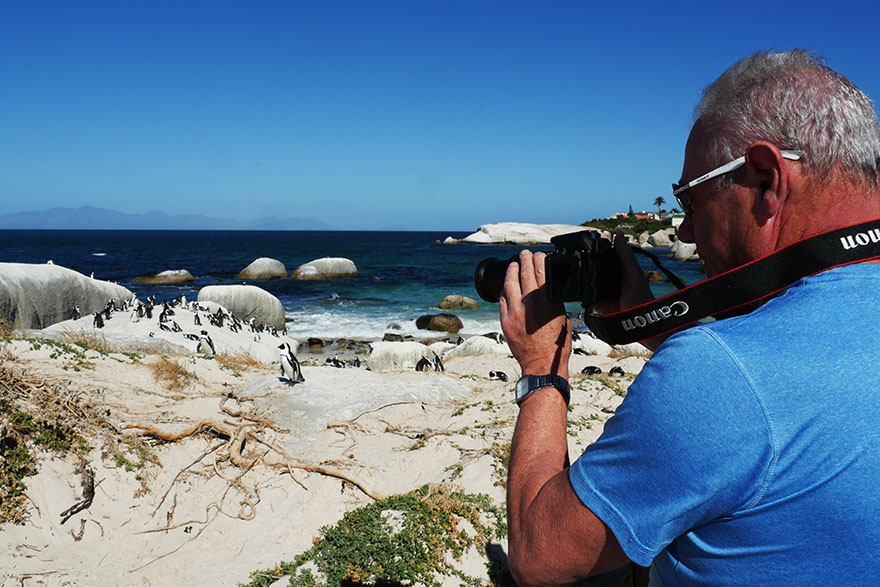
[0,229,705,340]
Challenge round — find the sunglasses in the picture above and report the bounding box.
[672,150,803,216]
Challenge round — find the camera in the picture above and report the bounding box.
[474,230,622,311]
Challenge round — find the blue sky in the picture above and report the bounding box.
[3,1,879,230]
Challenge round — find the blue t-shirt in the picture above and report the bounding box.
[569,264,880,585]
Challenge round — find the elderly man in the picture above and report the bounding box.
[501,50,880,585]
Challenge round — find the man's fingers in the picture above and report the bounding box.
[517,250,539,294]
[533,252,548,289]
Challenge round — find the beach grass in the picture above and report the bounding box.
[215,350,263,376]
[241,484,508,587]
[149,355,197,392]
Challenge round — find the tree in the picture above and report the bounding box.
[653,196,665,215]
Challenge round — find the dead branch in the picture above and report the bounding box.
[124,420,235,442]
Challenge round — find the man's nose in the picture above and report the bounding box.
[676,216,695,243]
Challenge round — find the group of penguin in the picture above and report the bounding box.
[87,294,281,359]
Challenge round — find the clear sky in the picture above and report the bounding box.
[3,1,879,230]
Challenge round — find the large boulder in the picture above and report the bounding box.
[291,257,357,281]
[437,295,479,310]
[648,229,674,248]
[197,285,286,331]
[367,341,436,372]
[0,263,133,329]
[461,223,606,245]
[670,240,699,262]
[237,257,288,279]
[416,313,463,333]
[133,269,195,284]
[444,336,510,358]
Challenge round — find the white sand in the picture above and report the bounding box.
[0,320,646,586]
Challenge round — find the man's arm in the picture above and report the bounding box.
[500,251,630,585]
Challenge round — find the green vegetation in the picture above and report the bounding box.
[241,485,507,587]
[27,337,96,371]
[582,216,672,237]
[0,395,90,524]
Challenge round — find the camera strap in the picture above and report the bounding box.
[585,218,880,345]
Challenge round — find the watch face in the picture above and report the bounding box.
[515,377,530,401]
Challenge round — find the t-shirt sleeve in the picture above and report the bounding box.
[568,327,776,566]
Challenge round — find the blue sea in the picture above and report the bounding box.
[0,230,704,340]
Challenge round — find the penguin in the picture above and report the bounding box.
[609,366,625,377]
[278,342,304,383]
[573,348,590,356]
[346,357,362,368]
[103,301,113,321]
[93,312,104,329]
[415,357,433,372]
[158,307,169,324]
[489,370,508,382]
[581,365,602,375]
[72,305,81,320]
[159,322,173,332]
[170,321,182,333]
[571,332,581,342]
[432,355,444,372]
[144,302,153,319]
[182,333,200,341]
[325,355,345,368]
[197,330,216,356]
[193,311,201,326]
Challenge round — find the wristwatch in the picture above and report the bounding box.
[514,374,570,406]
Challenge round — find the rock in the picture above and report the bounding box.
[382,332,405,342]
[573,334,613,357]
[638,231,651,246]
[444,336,511,358]
[612,342,653,357]
[415,313,463,333]
[437,295,479,310]
[442,236,458,244]
[133,269,195,284]
[197,285,286,331]
[670,240,699,262]
[648,230,673,248]
[291,257,357,281]
[237,257,288,279]
[0,263,134,329]
[366,341,435,372]
[307,337,326,348]
[460,222,607,245]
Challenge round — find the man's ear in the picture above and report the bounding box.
[744,141,789,222]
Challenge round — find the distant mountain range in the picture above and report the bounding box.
[0,206,334,230]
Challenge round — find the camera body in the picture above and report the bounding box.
[474,230,621,311]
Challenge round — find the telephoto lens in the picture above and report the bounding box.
[473,256,518,303]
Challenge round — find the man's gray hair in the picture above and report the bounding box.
[697,49,880,188]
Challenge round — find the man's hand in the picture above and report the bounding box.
[592,232,655,315]
[499,250,570,378]
[593,233,671,351]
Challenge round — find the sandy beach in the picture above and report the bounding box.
[0,314,648,586]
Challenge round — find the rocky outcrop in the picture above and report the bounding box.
[133,269,195,284]
[0,263,133,329]
[237,257,288,279]
[291,257,357,281]
[197,285,286,331]
[437,295,479,310]
[415,313,463,334]
[461,223,606,245]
